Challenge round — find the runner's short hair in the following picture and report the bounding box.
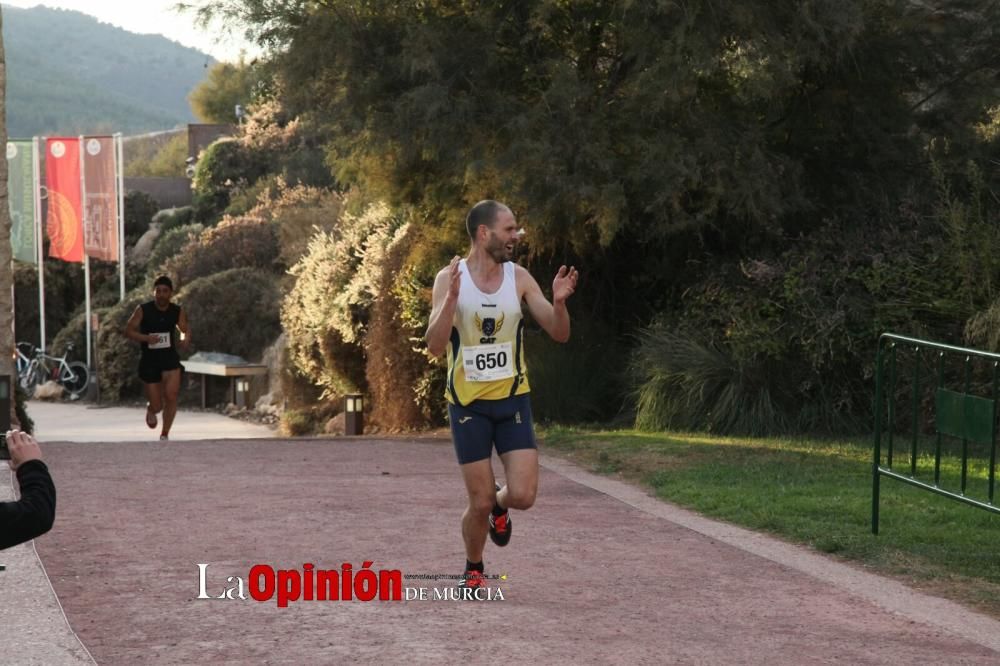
[466,200,508,239]
[154,275,173,290]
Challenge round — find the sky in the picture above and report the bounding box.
[1,1,255,61]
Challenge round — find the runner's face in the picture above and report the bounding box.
[484,209,520,263]
[154,285,172,307]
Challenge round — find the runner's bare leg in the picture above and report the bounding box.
[460,457,496,564]
[160,369,182,437]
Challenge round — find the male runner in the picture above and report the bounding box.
[426,200,578,594]
[124,275,191,441]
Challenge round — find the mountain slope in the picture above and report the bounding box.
[3,5,214,136]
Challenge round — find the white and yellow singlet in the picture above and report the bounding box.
[445,259,530,405]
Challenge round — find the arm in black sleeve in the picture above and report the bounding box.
[0,460,56,550]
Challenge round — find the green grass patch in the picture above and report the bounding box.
[541,426,1000,617]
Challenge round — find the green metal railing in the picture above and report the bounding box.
[872,333,1000,534]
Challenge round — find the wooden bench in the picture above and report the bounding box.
[180,361,268,408]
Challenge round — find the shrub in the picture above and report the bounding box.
[162,216,280,289]
[365,228,433,430]
[630,325,792,435]
[153,206,195,234]
[282,202,407,398]
[176,267,282,361]
[389,228,461,423]
[191,138,269,224]
[14,261,84,349]
[273,189,344,266]
[95,288,147,400]
[147,224,204,276]
[525,318,626,424]
[240,100,334,189]
[124,191,159,246]
[279,409,312,436]
[51,310,88,359]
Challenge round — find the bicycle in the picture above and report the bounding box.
[19,343,90,398]
[15,341,33,380]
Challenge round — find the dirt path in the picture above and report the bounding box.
[32,437,1000,664]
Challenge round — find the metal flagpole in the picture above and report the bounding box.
[32,137,45,351]
[115,133,125,301]
[79,136,91,369]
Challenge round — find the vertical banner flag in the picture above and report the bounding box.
[6,140,37,264]
[45,137,84,263]
[82,136,119,261]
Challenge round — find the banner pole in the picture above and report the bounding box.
[33,138,45,351]
[115,133,125,301]
[79,136,91,369]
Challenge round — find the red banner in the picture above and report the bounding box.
[82,136,119,261]
[45,137,83,263]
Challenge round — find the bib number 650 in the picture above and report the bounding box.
[475,351,508,371]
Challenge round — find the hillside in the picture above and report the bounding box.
[3,5,213,137]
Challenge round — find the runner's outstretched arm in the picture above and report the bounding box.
[426,256,462,356]
[519,265,578,343]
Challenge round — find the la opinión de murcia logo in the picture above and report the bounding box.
[198,562,506,605]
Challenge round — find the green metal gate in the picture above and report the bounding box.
[872,333,1000,534]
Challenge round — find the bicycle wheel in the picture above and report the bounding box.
[62,361,90,397]
[19,364,44,390]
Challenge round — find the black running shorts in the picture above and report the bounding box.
[138,354,182,384]
[447,394,537,465]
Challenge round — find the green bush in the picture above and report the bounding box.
[630,325,792,435]
[365,228,436,430]
[224,175,279,219]
[524,318,626,424]
[282,202,407,399]
[631,184,994,435]
[162,217,280,290]
[191,138,269,224]
[95,288,147,400]
[176,267,282,361]
[273,188,344,266]
[124,191,160,246]
[153,206,195,234]
[279,400,340,436]
[50,311,86,359]
[279,409,313,436]
[14,261,84,349]
[240,100,335,190]
[147,224,204,275]
[50,309,94,359]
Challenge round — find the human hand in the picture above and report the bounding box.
[7,430,43,471]
[446,256,462,303]
[552,265,578,304]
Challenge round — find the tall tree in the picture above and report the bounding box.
[188,58,262,124]
[188,1,1000,317]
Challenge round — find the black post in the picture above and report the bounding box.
[344,393,364,436]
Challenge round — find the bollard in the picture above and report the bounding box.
[235,378,251,409]
[344,393,364,436]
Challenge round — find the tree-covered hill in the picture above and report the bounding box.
[3,4,213,137]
